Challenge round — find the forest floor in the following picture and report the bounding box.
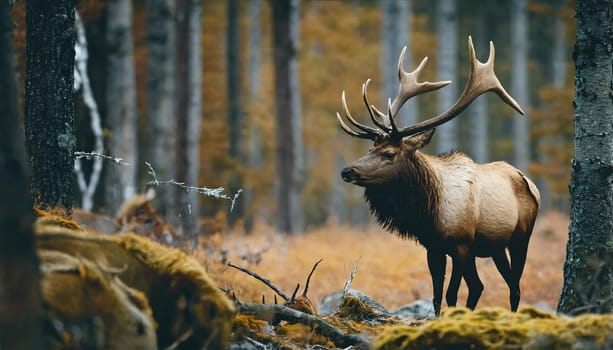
[197,211,568,313]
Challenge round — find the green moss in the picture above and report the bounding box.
[374,307,613,350]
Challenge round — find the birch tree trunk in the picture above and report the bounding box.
[147,0,176,216]
[511,0,529,172]
[272,0,304,234]
[245,0,263,233]
[105,0,138,214]
[436,0,458,153]
[25,0,76,214]
[175,0,202,237]
[0,1,43,346]
[227,0,244,228]
[558,0,613,315]
[381,0,416,126]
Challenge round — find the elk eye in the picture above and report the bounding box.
[382,151,395,160]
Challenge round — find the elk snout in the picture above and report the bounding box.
[341,167,359,183]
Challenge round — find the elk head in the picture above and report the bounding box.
[338,36,524,187]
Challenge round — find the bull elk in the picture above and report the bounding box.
[337,37,540,315]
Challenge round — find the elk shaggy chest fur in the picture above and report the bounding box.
[337,37,540,315]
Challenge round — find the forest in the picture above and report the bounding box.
[0,0,611,349]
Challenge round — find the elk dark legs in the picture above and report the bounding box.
[492,250,519,311]
[463,256,484,309]
[427,249,446,316]
[445,245,469,308]
[508,239,530,311]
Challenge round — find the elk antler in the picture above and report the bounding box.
[336,91,383,140]
[338,36,524,141]
[391,36,524,139]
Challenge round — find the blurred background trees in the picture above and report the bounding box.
[8,0,575,234]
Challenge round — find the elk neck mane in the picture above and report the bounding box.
[363,151,443,246]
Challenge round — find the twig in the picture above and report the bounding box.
[145,162,242,211]
[75,151,130,166]
[302,258,323,298]
[227,262,289,301]
[290,283,300,302]
[238,303,370,349]
[343,257,361,300]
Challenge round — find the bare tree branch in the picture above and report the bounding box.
[227,262,289,301]
[302,258,323,298]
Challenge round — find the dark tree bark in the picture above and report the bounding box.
[147,0,176,216]
[175,0,201,236]
[227,0,244,228]
[558,0,613,315]
[25,0,76,214]
[272,0,304,234]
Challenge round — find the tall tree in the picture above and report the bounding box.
[105,0,138,214]
[25,0,76,214]
[175,0,202,236]
[147,0,176,216]
[245,0,263,233]
[227,0,244,227]
[435,0,458,153]
[511,0,529,172]
[547,0,570,211]
[381,0,417,125]
[468,14,489,164]
[272,0,304,234]
[558,0,613,315]
[0,0,43,347]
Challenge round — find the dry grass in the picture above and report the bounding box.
[198,211,568,312]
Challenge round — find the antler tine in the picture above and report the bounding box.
[336,91,381,140]
[363,79,391,131]
[394,36,525,138]
[387,98,399,134]
[388,47,451,119]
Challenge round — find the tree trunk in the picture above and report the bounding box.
[272,0,304,234]
[25,0,76,214]
[244,0,263,234]
[435,0,458,153]
[227,0,244,228]
[511,0,529,172]
[381,0,416,126]
[0,1,44,347]
[147,0,176,216]
[558,0,613,315]
[105,0,138,214]
[548,0,569,211]
[469,16,488,164]
[175,0,202,237]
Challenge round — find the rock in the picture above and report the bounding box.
[391,299,436,320]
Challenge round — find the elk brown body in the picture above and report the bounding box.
[338,37,540,315]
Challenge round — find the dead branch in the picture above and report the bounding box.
[302,258,323,298]
[343,257,360,300]
[227,262,289,301]
[290,283,300,302]
[237,302,370,350]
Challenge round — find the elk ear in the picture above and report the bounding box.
[403,129,435,149]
